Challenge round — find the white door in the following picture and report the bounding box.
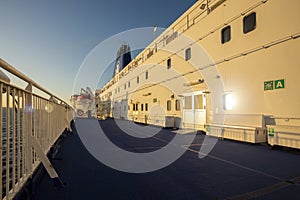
[120,99,128,119]
[183,91,206,129]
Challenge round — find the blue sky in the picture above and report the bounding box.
[0,0,197,102]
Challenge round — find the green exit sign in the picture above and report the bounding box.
[264,79,285,91]
[274,79,285,89]
[264,81,273,91]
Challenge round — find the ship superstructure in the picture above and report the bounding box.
[96,0,300,149]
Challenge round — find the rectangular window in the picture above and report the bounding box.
[167,100,171,111]
[167,58,171,69]
[128,105,130,110]
[145,103,148,111]
[184,96,192,109]
[141,104,144,111]
[175,99,180,111]
[128,81,131,88]
[145,71,148,79]
[243,12,256,34]
[133,104,136,111]
[124,84,126,90]
[135,103,139,111]
[137,76,139,84]
[194,95,204,109]
[185,48,191,61]
[221,26,231,44]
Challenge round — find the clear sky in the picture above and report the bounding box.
[0,0,197,102]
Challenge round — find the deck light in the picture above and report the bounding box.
[224,93,234,110]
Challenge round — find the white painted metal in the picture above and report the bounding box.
[267,118,300,148]
[96,0,300,149]
[207,124,267,143]
[182,91,206,130]
[0,59,72,199]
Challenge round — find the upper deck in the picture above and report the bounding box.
[1,0,300,199]
[32,118,300,200]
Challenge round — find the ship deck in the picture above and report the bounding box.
[33,119,300,200]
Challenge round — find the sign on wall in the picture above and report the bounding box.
[264,79,285,91]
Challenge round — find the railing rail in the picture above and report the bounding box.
[0,59,68,105]
[0,58,72,199]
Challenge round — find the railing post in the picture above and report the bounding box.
[12,88,16,192]
[0,84,2,199]
[25,84,33,177]
[0,59,71,199]
[6,85,10,199]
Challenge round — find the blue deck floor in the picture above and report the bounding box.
[33,119,300,200]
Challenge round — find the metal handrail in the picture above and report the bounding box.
[207,124,259,131]
[0,58,72,200]
[269,116,300,120]
[0,58,68,105]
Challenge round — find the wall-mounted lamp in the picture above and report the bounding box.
[142,92,152,96]
[183,79,205,86]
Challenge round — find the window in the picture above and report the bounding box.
[175,99,180,111]
[133,104,136,111]
[167,100,171,111]
[243,12,256,34]
[145,71,148,79]
[185,48,191,61]
[135,103,139,111]
[221,26,231,44]
[167,58,171,69]
[128,81,130,88]
[141,104,144,111]
[137,76,139,84]
[184,96,192,109]
[128,105,130,110]
[194,95,204,109]
[124,84,126,90]
[145,103,148,111]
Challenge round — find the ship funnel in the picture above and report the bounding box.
[113,43,132,77]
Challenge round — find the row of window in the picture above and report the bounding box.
[184,95,204,110]
[112,13,257,97]
[165,49,190,70]
[167,99,181,111]
[115,71,149,94]
[130,100,181,112]
[165,12,257,69]
[113,13,256,97]
[132,103,148,111]
[221,12,256,44]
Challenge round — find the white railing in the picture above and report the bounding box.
[0,58,72,199]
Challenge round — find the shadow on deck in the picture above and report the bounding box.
[17,119,300,200]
